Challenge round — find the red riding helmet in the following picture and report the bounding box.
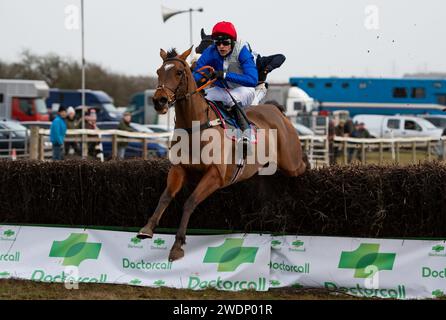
[212,21,237,41]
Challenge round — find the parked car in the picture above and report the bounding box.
[352,115,443,139]
[0,119,28,156]
[96,121,168,158]
[420,115,446,132]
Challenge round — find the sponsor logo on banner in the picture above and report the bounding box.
[154,280,166,286]
[338,243,396,278]
[187,238,265,291]
[291,282,303,289]
[122,258,172,271]
[203,238,258,272]
[271,239,305,252]
[271,240,282,249]
[270,280,281,287]
[187,276,267,291]
[31,269,107,283]
[129,278,142,285]
[0,229,17,241]
[0,271,11,278]
[289,240,305,252]
[128,237,143,249]
[49,233,102,266]
[432,289,445,298]
[324,282,406,299]
[150,238,168,250]
[269,261,310,274]
[421,266,446,279]
[429,244,446,257]
[0,251,20,262]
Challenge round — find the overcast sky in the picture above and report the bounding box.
[0,0,445,82]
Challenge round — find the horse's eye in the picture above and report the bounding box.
[177,70,183,76]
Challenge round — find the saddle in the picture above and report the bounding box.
[206,100,257,144]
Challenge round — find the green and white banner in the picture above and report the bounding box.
[0,225,270,291]
[269,236,446,299]
[0,225,445,299]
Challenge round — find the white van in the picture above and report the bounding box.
[352,115,443,139]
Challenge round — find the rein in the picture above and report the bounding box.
[156,58,216,108]
[156,58,220,133]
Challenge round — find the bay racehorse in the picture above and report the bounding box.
[137,47,308,261]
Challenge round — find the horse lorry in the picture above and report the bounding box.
[0,79,50,121]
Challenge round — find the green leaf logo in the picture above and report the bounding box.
[153,238,165,246]
[270,280,281,287]
[203,238,258,272]
[154,280,165,286]
[338,243,396,278]
[3,230,15,237]
[292,282,303,289]
[432,245,445,253]
[432,289,444,298]
[271,240,282,247]
[0,272,10,277]
[129,279,142,285]
[49,233,102,266]
[292,240,304,248]
[130,237,141,245]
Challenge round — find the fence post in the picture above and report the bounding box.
[361,142,366,164]
[378,142,383,164]
[39,134,45,160]
[395,141,400,163]
[342,140,347,164]
[112,134,118,160]
[143,138,148,160]
[427,140,432,161]
[30,126,39,160]
[412,141,416,163]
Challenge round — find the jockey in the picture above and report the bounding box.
[193,21,258,143]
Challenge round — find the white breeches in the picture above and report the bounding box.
[205,86,255,108]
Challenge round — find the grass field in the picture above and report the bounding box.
[0,279,363,300]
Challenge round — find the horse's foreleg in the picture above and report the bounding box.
[137,165,186,239]
[169,166,222,261]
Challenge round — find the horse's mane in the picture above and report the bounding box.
[166,48,178,59]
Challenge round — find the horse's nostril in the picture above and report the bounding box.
[159,97,168,105]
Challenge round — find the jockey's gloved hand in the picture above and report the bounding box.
[212,70,225,80]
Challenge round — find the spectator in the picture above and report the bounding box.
[117,111,135,159]
[333,120,347,163]
[349,122,372,163]
[50,106,67,160]
[84,109,101,159]
[64,106,81,156]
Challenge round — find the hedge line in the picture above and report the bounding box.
[0,159,445,238]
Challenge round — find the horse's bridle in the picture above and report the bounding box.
[155,58,216,108]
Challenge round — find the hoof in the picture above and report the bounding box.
[136,226,153,239]
[168,248,184,262]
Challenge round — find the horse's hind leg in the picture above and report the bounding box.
[169,166,222,261]
[137,165,186,239]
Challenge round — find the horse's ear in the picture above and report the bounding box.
[179,46,193,61]
[201,28,206,39]
[160,49,167,61]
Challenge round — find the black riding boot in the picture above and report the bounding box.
[230,103,252,157]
